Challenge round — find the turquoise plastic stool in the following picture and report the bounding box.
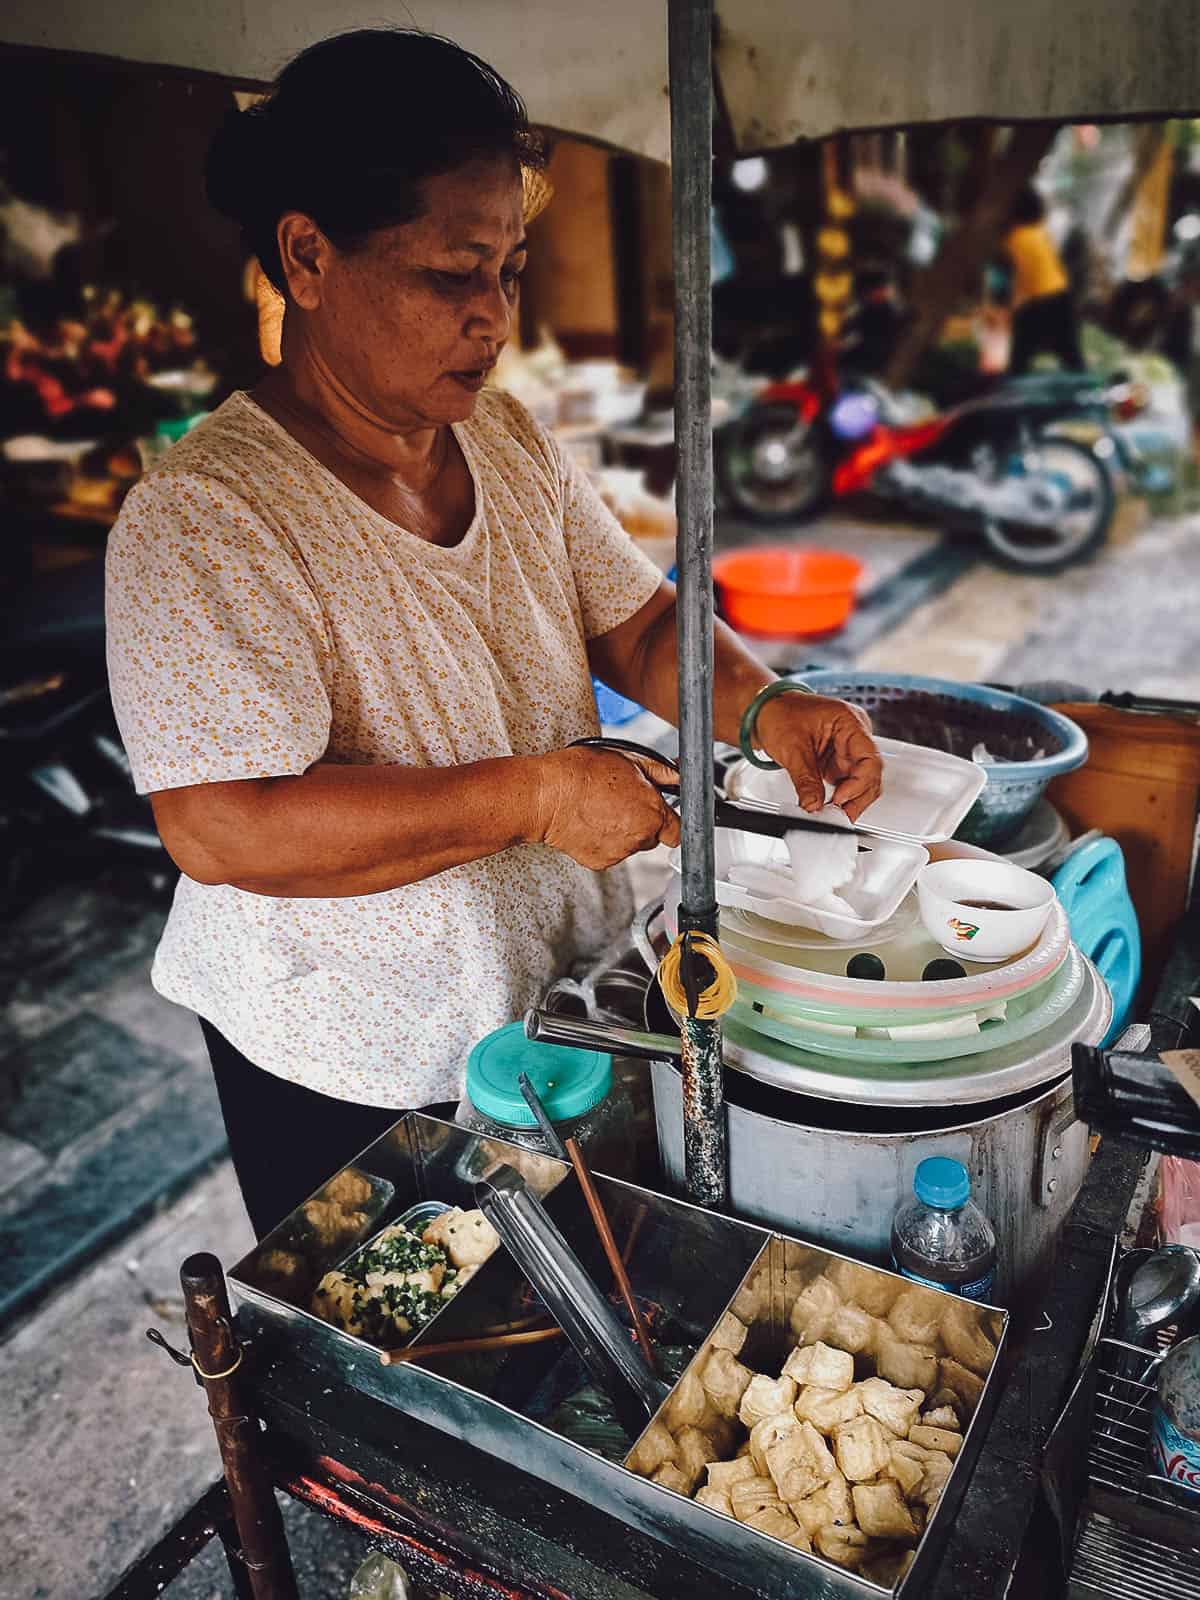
[1051,836,1141,1046]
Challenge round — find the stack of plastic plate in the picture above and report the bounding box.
[662,875,1076,1063]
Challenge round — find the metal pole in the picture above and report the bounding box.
[181,1252,299,1600]
[668,0,726,1208]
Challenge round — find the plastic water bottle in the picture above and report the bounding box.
[890,1156,997,1303]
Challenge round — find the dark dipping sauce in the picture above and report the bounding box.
[959,899,1019,911]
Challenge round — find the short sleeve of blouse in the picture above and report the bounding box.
[554,435,665,639]
[105,469,333,794]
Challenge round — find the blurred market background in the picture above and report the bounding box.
[3,51,1200,1599]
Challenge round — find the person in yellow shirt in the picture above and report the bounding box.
[1004,186,1084,375]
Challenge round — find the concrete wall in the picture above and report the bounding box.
[5,0,1200,157]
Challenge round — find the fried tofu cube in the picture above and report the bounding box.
[826,1258,902,1317]
[707,1456,758,1494]
[710,1310,749,1355]
[745,1506,805,1543]
[739,1373,799,1429]
[701,1348,755,1418]
[908,1425,962,1458]
[321,1168,374,1210]
[941,1299,997,1377]
[916,1450,954,1509]
[856,1377,925,1438]
[930,1387,967,1423]
[436,1208,500,1268]
[875,1330,939,1394]
[665,1369,711,1431]
[794,1384,864,1434]
[921,1405,961,1432]
[783,1340,855,1392]
[674,1425,721,1492]
[731,1269,768,1323]
[651,1463,691,1494]
[766,1420,836,1503]
[887,1287,944,1346]
[627,1419,677,1477]
[938,1358,985,1415]
[749,1410,801,1475]
[819,1466,854,1526]
[695,1485,732,1516]
[853,1481,919,1541]
[814,1522,869,1570]
[833,1414,893,1482]
[730,1476,785,1523]
[861,1543,918,1588]
[781,1524,814,1551]
[789,1275,843,1344]
[826,1300,888,1358]
[791,1466,855,1536]
[782,1268,811,1311]
[887,1443,925,1496]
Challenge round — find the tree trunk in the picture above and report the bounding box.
[885,122,1058,391]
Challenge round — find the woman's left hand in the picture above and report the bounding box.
[754,693,883,821]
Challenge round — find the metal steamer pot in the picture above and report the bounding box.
[532,904,1111,1308]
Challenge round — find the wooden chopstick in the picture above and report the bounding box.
[379,1325,563,1366]
[564,1135,657,1371]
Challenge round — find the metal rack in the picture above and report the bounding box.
[1067,1329,1200,1596]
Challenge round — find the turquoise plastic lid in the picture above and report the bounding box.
[913,1156,970,1210]
[465,1023,612,1129]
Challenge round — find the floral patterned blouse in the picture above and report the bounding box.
[105,388,662,1106]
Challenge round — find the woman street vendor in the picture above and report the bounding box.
[105,28,882,1237]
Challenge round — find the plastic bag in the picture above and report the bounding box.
[1159,1155,1200,1248]
[349,1553,411,1600]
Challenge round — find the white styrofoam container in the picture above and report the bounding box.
[724,736,987,845]
[668,830,930,940]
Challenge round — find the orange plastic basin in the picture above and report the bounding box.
[712,547,863,637]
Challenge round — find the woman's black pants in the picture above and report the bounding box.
[201,1019,454,1239]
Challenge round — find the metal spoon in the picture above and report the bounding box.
[1114,1246,1200,1384]
[1121,1246,1200,1338]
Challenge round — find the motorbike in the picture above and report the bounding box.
[0,557,172,911]
[715,369,1147,573]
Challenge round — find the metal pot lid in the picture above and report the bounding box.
[718,953,1112,1108]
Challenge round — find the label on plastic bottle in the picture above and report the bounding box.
[893,1260,996,1303]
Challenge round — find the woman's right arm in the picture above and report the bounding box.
[150,744,681,898]
[107,470,678,899]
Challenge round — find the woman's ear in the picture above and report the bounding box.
[276,212,329,310]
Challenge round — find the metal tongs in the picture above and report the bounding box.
[475,1164,668,1437]
[570,736,872,843]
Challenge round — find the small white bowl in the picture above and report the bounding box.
[917,859,1056,964]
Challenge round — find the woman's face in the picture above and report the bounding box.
[284,154,527,430]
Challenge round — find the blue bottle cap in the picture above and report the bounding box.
[913,1156,971,1210]
[465,1023,612,1129]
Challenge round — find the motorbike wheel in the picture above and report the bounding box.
[979,436,1115,574]
[715,404,830,524]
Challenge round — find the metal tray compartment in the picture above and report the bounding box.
[230,1115,1006,1600]
[623,1235,1008,1596]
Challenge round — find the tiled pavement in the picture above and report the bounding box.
[0,877,228,1328]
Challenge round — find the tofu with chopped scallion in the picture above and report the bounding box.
[311,1208,499,1345]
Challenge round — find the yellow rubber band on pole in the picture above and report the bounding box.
[657,932,738,1021]
[191,1347,244,1381]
